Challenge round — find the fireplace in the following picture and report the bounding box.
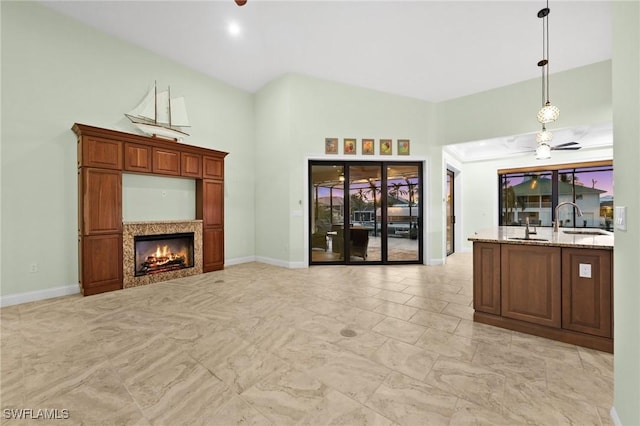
[123,220,202,288]
[134,232,195,277]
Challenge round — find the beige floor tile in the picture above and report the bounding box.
[424,357,505,413]
[298,390,394,426]
[440,302,474,320]
[404,296,448,313]
[449,398,521,426]
[402,282,462,296]
[577,346,614,379]
[415,328,478,362]
[373,301,419,321]
[335,307,386,330]
[31,362,148,425]
[331,329,389,359]
[545,361,613,408]
[305,348,391,404]
[453,319,513,346]
[373,290,414,305]
[366,371,458,426]
[211,395,274,425]
[373,317,427,344]
[472,342,548,382]
[502,376,603,425]
[372,338,439,381]
[241,366,331,425]
[408,309,460,333]
[211,344,287,393]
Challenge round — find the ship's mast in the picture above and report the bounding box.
[153,80,158,124]
[168,85,172,128]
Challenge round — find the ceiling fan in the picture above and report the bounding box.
[545,141,582,151]
[528,140,582,159]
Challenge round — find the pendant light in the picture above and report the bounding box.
[536,2,559,124]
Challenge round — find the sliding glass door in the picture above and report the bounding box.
[310,160,422,265]
[446,169,455,256]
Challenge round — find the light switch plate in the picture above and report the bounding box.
[579,263,592,278]
[615,206,627,231]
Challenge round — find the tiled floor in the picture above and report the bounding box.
[0,253,613,425]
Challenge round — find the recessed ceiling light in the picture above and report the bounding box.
[228,22,241,37]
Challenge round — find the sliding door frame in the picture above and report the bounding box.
[308,159,424,265]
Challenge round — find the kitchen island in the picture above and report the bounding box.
[468,226,613,352]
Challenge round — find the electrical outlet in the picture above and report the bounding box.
[29,263,38,273]
[579,263,592,279]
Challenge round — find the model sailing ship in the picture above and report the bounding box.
[125,82,190,141]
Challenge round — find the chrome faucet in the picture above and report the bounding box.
[554,202,583,232]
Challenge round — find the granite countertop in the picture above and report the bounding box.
[468,226,614,250]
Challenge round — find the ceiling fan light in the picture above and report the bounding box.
[536,143,552,159]
[537,102,560,124]
[536,127,553,143]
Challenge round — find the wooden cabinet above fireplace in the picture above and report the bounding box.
[73,123,228,296]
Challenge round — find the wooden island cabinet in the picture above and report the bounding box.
[74,123,228,296]
[470,227,613,353]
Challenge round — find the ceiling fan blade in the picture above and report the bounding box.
[553,141,580,148]
[551,146,581,150]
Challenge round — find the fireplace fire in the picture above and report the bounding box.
[134,232,194,277]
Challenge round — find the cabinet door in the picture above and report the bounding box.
[124,143,152,173]
[562,248,612,337]
[501,244,561,328]
[473,242,501,315]
[152,147,181,176]
[203,228,224,272]
[81,168,122,235]
[181,152,202,178]
[81,234,123,294]
[80,136,122,169]
[198,179,224,227]
[203,156,224,180]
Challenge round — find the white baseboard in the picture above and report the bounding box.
[428,258,446,266]
[255,256,307,269]
[0,284,80,308]
[225,256,257,266]
[610,407,622,426]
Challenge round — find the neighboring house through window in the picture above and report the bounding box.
[499,161,613,230]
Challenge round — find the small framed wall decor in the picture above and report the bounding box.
[398,139,410,155]
[325,138,338,154]
[380,139,392,155]
[344,138,357,155]
[362,139,375,155]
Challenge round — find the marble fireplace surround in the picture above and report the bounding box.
[123,220,203,288]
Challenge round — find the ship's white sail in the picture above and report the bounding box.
[128,86,156,122]
[170,97,189,127]
[126,82,190,140]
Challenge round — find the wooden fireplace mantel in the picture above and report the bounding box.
[73,123,228,296]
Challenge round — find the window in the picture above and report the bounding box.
[498,161,613,230]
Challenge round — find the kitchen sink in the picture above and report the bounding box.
[562,230,608,236]
[508,237,549,241]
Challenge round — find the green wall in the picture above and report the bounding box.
[612,2,640,425]
[0,2,255,298]
[437,60,612,145]
[254,74,438,266]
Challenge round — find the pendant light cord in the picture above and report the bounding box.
[546,0,550,104]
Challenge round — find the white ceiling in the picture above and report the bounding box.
[41,0,613,159]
